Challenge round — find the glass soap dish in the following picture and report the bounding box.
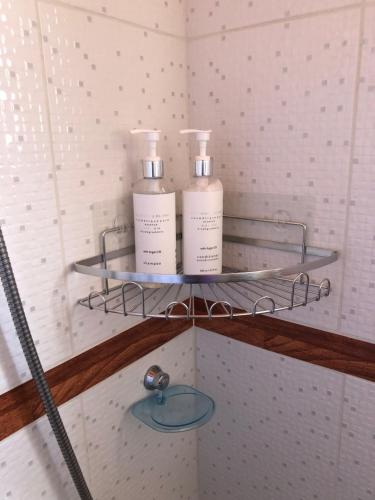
[130,384,215,433]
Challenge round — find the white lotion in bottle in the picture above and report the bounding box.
[181,129,223,274]
[131,129,176,280]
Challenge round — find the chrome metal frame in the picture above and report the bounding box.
[74,215,337,320]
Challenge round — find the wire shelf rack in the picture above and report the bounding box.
[74,215,338,320]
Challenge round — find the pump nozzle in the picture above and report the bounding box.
[130,129,161,160]
[180,129,212,160]
[130,128,163,179]
[180,129,213,177]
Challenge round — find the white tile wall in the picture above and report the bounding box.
[82,328,198,500]
[0,1,193,497]
[337,375,375,500]
[187,7,359,333]
[1,1,375,500]
[0,0,190,394]
[187,2,375,342]
[0,0,73,393]
[186,0,358,37]
[0,397,88,500]
[195,327,375,500]
[199,329,375,500]
[38,0,190,354]
[340,5,375,341]
[0,329,198,500]
[196,327,345,500]
[59,0,187,37]
[188,8,360,247]
[189,10,359,246]
[3,326,375,500]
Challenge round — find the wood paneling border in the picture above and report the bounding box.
[195,298,375,382]
[0,318,191,441]
[1,298,375,442]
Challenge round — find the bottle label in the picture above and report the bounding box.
[183,190,223,274]
[133,193,176,274]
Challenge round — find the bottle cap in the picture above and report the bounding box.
[130,129,164,179]
[180,129,213,177]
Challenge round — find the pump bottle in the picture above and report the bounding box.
[131,129,176,277]
[181,129,223,274]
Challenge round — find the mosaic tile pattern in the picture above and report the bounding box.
[1,1,375,500]
[186,0,358,38]
[0,0,73,393]
[0,329,198,500]
[0,0,190,396]
[187,9,359,248]
[187,8,360,333]
[337,375,375,500]
[60,0,186,36]
[0,2,193,497]
[0,397,88,500]
[82,329,198,500]
[196,327,345,500]
[38,0,190,354]
[340,5,375,341]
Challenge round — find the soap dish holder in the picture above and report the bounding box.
[130,366,215,433]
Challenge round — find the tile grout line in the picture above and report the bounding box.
[196,326,201,497]
[334,374,348,499]
[193,325,201,500]
[38,0,186,40]
[183,0,189,39]
[34,0,75,357]
[34,0,94,486]
[187,2,362,41]
[183,0,191,129]
[77,394,94,490]
[36,0,375,42]
[337,1,366,333]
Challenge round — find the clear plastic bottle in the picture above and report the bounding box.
[180,129,223,275]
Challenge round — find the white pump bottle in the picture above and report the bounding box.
[131,129,176,276]
[181,129,223,274]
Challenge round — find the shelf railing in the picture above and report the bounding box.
[74,215,336,320]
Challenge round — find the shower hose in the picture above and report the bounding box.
[0,226,93,500]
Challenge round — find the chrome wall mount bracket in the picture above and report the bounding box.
[74,215,338,320]
[131,366,215,433]
[144,366,170,391]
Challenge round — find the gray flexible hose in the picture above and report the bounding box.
[0,226,93,500]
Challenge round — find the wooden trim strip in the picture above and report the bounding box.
[195,298,375,382]
[0,318,191,441]
[2,298,375,442]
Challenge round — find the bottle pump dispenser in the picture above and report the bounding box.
[131,129,176,277]
[180,129,223,275]
[180,129,212,177]
[130,129,164,179]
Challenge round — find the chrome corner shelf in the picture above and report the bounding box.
[74,215,338,320]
